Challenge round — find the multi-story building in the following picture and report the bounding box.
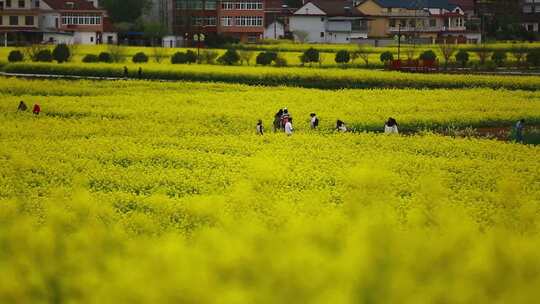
[0,0,116,45]
[357,0,481,43]
[521,0,540,33]
[174,0,265,43]
[289,0,368,43]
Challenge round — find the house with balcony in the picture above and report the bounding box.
[289,0,368,43]
[357,0,481,43]
[0,0,116,45]
[174,0,265,43]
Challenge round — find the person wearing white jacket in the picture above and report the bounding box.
[384,117,399,134]
[285,118,293,136]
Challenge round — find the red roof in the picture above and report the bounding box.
[42,0,100,10]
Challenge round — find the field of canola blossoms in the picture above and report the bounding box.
[1,77,540,303]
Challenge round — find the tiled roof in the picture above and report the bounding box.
[42,0,100,10]
[371,0,459,10]
[299,0,365,17]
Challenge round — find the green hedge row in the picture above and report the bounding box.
[2,62,540,91]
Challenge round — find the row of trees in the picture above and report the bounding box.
[8,44,71,63]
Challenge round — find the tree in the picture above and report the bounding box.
[356,45,370,67]
[256,52,275,66]
[101,0,151,23]
[152,47,168,63]
[23,44,48,62]
[510,45,528,67]
[171,52,188,64]
[8,50,24,62]
[52,44,71,63]
[473,44,492,65]
[526,49,540,67]
[491,50,507,67]
[186,50,197,63]
[132,52,149,63]
[99,52,113,63]
[293,30,309,43]
[238,50,254,65]
[455,50,469,68]
[335,50,350,65]
[300,48,319,67]
[143,22,168,46]
[218,49,240,65]
[380,51,393,64]
[200,50,219,64]
[36,50,53,62]
[439,43,457,69]
[419,50,437,62]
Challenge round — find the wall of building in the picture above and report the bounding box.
[290,16,325,42]
[264,21,284,39]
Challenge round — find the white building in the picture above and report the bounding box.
[264,20,285,39]
[289,0,368,43]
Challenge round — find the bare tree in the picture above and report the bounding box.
[107,44,127,63]
[239,50,254,65]
[152,46,168,63]
[439,43,457,69]
[357,45,370,67]
[405,47,416,61]
[510,44,528,67]
[293,30,309,43]
[474,44,491,65]
[23,44,49,61]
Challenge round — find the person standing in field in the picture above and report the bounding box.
[123,66,128,78]
[336,120,347,132]
[32,104,41,115]
[281,108,291,129]
[310,113,319,129]
[138,67,143,79]
[17,101,28,112]
[515,119,525,143]
[285,118,293,136]
[384,118,399,134]
[273,109,283,132]
[256,120,264,135]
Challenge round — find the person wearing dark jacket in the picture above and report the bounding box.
[17,101,28,112]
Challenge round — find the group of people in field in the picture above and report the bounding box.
[17,101,41,115]
[257,107,400,136]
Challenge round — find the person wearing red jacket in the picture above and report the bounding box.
[32,104,41,115]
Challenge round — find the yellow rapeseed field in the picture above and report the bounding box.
[0,77,539,303]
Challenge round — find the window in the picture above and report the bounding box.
[389,19,396,27]
[204,0,216,9]
[221,2,234,9]
[18,0,24,7]
[535,6,540,12]
[90,36,94,42]
[25,15,33,25]
[0,16,2,25]
[320,31,324,37]
[35,0,39,7]
[429,18,436,27]
[221,16,233,26]
[321,17,324,22]
[61,13,102,25]
[6,0,11,7]
[523,5,533,13]
[234,16,262,26]
[9,15,18,25]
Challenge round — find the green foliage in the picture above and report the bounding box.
[98,52,113,63]
[380,51,394,63]
[419,50,437,62]
[200,50,219,64]
[218,49,240,65]
[300,47,319,65]
[36,50,53,62]
[82,54,100,63]
[256,52,277,66]
[274,55,287,67]
[455,50,470,67]
[185,50,197,64]
[335,50,351,64]
[171,51,196,64]
[132,52,149,63]
[52,44,71,63]
[8,50,24,62]
[491,50,507,66]
[527,49,540,66]
[101,0,151,23]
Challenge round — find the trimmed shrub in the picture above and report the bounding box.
[218,49,240,65]
[98,52,112,63]
[186,50,197,64]
[274,56,287,67]
[52,44,71,63]
[526,49,540,67]
[491,50,507,67]
[256,52,277,66]
[171,52,188,64]
[455,50,469,67]
[8,50,24,62]
[380,51,394,64]
[82,54,99,63]
[335,50,350,64]
[132,52,149,63]
[419,50,437,62]
[200,50,219,64]
[36,50,53,62]
[300,48,319,65]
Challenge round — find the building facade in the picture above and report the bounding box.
[521,0,540,33]
[174,0,265,43]
[289,0,368,43]
[357,0,481,43]
[0,0,116,45]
